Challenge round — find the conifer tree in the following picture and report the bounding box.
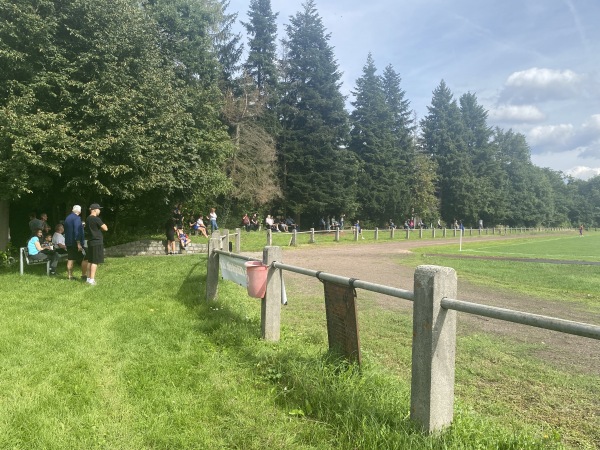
[278,0,357,224]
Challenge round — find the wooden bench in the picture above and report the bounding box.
[19,247,68,276]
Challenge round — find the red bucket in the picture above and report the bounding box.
[245,261,268,298]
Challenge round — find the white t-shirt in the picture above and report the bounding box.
[52,232,65,247]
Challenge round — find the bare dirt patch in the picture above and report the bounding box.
[254,238,600,376]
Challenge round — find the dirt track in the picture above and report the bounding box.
[257,237,600,376]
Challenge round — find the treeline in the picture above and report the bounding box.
[2,0,599,248]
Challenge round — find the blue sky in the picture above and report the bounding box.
[226,0,600,179]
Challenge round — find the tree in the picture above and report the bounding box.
[242,0,279,98]
[420,80,477,225]
[1,0,233,245]
[278,0,357,224]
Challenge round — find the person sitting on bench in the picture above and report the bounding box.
[27,228,60,275]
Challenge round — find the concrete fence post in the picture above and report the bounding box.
[419,228,423,239]
[309,228,315,243]
[354,227,359,241]
[391,228,395,239]
[206,231,221,301]
[234,228,241,253]
[375,227,379,240]
[291,229,298,246]
[453,228,456,237]
[411,265,457,433]
[406,228,410,240]
[221,229,229,252]
[432,228,436,238]
[262,246,282,341]
[267,229,272,246]
[443,228,446,238]
[335,228,340,242]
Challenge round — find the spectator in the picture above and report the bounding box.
[355,220,365,239]
[242,213,251,232]
[285,216,297,231]
[166,218,176,254]
[52,223,67,254]
[177,227,190,249]
[196,215,208,238]
[339,214,345,231]
[250,213,259,231]
[173,204,183,228]
[265,214,275,230]
[579,224,584,236]
[208,208,218,232]
[64,205,88,281]
[40,213,51,237]
[27,228,59,275]
[28,212,43,234]
[319,217,326,230]
[84,203,108,286]
[389,219,397,229]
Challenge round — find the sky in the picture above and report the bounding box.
[225,0,600,180]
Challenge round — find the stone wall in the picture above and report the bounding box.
[104,240,208,257]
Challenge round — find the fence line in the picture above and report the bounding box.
[205,240,600,434]
[264,226,577,247]
[441,298,600,340]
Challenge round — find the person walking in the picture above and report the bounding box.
[64,205,88,281]
[84,203,108,285]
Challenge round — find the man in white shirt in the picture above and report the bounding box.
[52,223,67,254]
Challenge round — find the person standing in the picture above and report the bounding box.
[165,218,176,254]
[579,224,584,236]
[84,203,108,285]
[208,208,218,232]
[64,205,88,281]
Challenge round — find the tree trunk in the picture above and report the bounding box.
[0,199,9,251]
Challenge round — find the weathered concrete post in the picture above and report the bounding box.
[354,226,359,241]
[310,228,315,243]
[406,228,410,240]
[419,228,423,239]
[206,231,221,301]
[267,229,272,246]
[374,227,379,240]
[235,228,241,253]
[262,246,282,341]
[432,228,436,238]
[391,228,395,239]
[221,229,230,252]
[291,229,298,246]
[443,228,446,238]
[411,265,457,433]
[335,228,340,242]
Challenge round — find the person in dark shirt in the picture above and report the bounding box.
[84,203,108,286]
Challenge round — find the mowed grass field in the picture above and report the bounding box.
[1,231,598,448]
[406,231,600,307]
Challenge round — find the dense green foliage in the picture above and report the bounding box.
[2,0,599,248]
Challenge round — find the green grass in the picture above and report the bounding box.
[0,251,597,448]
[405,232,600,307]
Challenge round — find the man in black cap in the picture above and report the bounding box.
[84,203,108,285]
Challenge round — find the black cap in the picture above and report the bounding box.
[89,203,103,210]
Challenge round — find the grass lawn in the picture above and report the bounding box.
[0,242,597,448]
[405,232,600,307]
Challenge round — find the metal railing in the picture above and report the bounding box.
[205,240,600,434]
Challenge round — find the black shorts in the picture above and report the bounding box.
[67,245,84,262]
[166,230,175,241]
[85,244,104,264]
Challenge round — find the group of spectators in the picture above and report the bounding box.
[166,205,218,254]
[264,215,297,233]
[26,204,107,285]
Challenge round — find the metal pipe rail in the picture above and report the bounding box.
[441,297,600,340]
[214,249,255,261]
[272,261,415,302]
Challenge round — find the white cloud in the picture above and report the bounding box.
[527,114,600,157]
[528,123,574,148]
[488,104,545,123]
[566,166,600,180]
[499,67,587,104]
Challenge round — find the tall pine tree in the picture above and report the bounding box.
[278,0,357,225]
